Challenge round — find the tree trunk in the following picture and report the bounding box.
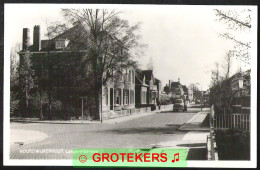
[47,52,53,120]
[39,93,43,120]
[94,86,101,120]
[39,103,43,120]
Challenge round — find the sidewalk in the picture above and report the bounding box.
[103,106,173,124]
[178,108,210,131]
[150,107,211,160]
[151,131,209,160]
[10,105,173,125]
[10,129,48,147]
[11,117,99,124]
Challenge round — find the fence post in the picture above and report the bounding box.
[233,115,235,128]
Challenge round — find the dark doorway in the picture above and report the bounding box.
[110,88,113,110]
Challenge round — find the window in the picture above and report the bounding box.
[141,91,147,104]
[124,73,127,82]
[104,88,108,105]
[115,89,121,105]
[128,70,131,82]
[55,39,69,49]
[130,90,134,104]
[123,89,129,105]
[132,71,135,84]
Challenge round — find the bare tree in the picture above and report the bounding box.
[222,50,233,79]
[18,51,35,117]
[163,85,170,95]
[46,9,144,119]
[214,9,252,65]
[211,62,220,87]
[10,43,21,116]
[146,56,154,70]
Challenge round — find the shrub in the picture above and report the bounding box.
[215,129,250,160]
[136,104,156,111]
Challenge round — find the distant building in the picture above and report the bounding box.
[168,78,184,99]
[188,89,194,101]
[182,85,189,100]
[154,78,162,104]
[135,70,160,106]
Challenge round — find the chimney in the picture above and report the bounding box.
[33,25,41,51]
[169,80,171,89]
[22,28,30,51]
[178,78,180,83]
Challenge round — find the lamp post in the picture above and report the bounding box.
[238,75,244,97]
[80,96,87,124]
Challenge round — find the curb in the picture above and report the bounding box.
[178,110,210,131]
[11,120,100,124]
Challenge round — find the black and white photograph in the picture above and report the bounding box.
[3,3,257,168]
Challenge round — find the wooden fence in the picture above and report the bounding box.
[213,114,250,131]
[210,105,250,131]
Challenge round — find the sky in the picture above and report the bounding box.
[5,4,256,91]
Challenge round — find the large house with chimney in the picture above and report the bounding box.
[18,24,161,119]
[18,24,137,119]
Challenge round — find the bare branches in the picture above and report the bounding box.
[214,8,252,66]
[219,33,251,48]
[215,9,251,29]
[58,8,144,91]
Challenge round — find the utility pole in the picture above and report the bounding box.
[100,55,104,123]
[80,96,87,124]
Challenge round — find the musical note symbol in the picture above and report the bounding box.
[172,153,179,163]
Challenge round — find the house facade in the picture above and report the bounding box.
[135,70,161,106]
[18,25,136,119]
[135,70,149,106]
[102,68,136,113]
[142,70,158,105]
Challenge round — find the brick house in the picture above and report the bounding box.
[18,24,136,119]
[102,68,136,115]
[135,70,149,106]
[135,70,160,106]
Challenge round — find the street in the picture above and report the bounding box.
[10,107,203,159]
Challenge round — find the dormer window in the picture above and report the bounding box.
[55,39,69,49]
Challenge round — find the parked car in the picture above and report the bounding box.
[173,99,187,112]
[195,100,201,104]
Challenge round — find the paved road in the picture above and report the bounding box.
[10,107,200,159]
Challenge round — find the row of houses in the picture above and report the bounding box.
[163,79,193,102]
[101,68,162,114]
[18,25,162,119]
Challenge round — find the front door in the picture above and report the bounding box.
[110,88,113,110]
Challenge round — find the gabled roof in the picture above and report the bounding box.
[154,78,161,84]
[182,85,188,93]
[23,24,86,52]
[171,81,181,88]
[142,70,153,82]
[135,70,148,86]
[40,24,88,51]
[135,71,143,84]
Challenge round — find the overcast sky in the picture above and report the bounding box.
[5,4,256,90]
